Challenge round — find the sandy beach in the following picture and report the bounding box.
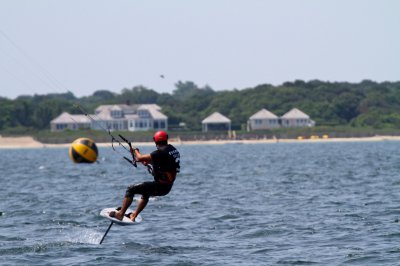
[1,135,400,149]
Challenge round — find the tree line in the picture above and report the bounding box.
[1,79,400,132]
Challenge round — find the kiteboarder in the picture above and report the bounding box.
[110,130,180,221]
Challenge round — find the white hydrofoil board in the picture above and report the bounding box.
[100,207,142,226]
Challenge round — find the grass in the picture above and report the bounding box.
[2,126,400,144]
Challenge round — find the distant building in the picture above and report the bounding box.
[50,112,91,132]
[50,104,168,132]
[280,108,315,128]
[202,112,231,132]
[247,108,279,131]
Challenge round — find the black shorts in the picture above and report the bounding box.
[125,181,173,199]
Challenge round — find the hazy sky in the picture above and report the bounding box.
[0,0,399,99]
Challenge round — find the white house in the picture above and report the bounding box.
[202,112,231,132]
[92,105,128,131]
[247,108,280,131]
[50,104,168,132]
[280,108,315,128]
[50,112,91,132]
[127,105,168,131]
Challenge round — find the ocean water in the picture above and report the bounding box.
[1,141,400,265]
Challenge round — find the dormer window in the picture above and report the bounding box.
[111,110,122,118]
[138,110,149,118]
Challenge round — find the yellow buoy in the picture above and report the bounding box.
[69,138,98,163]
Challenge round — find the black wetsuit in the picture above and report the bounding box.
[125,144,180,199]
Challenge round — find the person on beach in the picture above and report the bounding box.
[110,130,180,221]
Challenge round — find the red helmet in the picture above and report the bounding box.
[153,130,168,143]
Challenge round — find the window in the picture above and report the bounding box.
[56,124,67,130]
[138,110,149,118]
[111,110,122,118]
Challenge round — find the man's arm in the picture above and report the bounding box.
[132,148,152,164]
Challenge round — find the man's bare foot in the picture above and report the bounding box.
[109,211,124,221]
[129,212,137,222]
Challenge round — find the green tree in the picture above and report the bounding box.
[118,86,159,104]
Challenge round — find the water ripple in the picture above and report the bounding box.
[1,142,400,264]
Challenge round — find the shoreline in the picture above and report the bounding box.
[1,135,400,149]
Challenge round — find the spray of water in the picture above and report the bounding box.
[64,228,103,245]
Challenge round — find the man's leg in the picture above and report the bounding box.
[128,182,171,221]
[113,196,133,220]
[110,184,138,220]
[111,182,154,221]
[129,196,149,221]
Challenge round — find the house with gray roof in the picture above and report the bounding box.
[247,108,279,131]
[133,105,167,131]
[280,108,315,128]
[50,104,168,132]
[202,112,231,132]
[50,112,91,132]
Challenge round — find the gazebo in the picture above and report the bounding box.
[202,112,231,132]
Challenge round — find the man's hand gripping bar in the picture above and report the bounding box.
[118,134,137,168]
